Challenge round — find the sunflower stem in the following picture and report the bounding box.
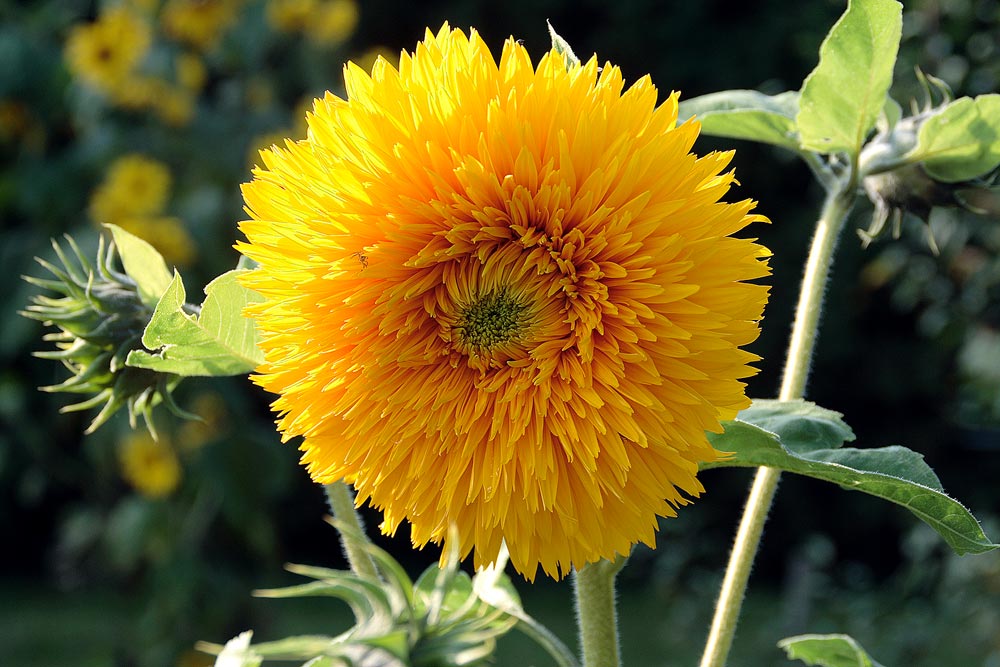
[699,184,857,667]
[323,481,379,581]
[574,556,626,667]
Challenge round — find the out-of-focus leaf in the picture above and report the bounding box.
[779,633,886,667]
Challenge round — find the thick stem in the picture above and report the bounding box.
[573,556,626,667]
[699,187,856,667]
[323,481,380,581]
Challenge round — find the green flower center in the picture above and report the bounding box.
[457,289,528,352]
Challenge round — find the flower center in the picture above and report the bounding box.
[456,289,528,352]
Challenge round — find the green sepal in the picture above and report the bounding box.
[778,634,886,667]
[907,94,1000,182]
[705,400,998,556]
[796,0,902,157]
[677,90,801,151]
[126,269,264,376]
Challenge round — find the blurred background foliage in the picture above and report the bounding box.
[1,1,998,666]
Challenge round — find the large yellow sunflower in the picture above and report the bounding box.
[238,24,770,579]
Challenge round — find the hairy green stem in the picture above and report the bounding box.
[574,556,626,667]
[323,481,379,581]
[699,186,857,667]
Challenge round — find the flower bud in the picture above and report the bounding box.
[21,233,190,437]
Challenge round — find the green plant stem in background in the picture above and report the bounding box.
[699,185,857,667]
[573,556,626,667]
[323,481,380,581]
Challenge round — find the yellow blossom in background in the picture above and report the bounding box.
[247,130,294,170]
[305,0,360,46]
[239,25,770,579]
[351,45,397,74]
[64,8,152,94]
[175,52,207,92]
[244,77,276,111]
[116,216,197,267]
[266,0,318,33]
[119,431,182,498]
[161,0,240,52]
[124,0,162,14]
[153,85,196,126]
[178,391,230,449]
[89,154,172,223]
[110,75,163,110]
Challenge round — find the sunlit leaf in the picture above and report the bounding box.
[908,94,1000,182]
[126,269,264,376]
[547,20,580,67]
[797,0,902,156]
[106,224,172,309]
[677,90,800,150]
[705,400,998,555]
[779,633,886,667]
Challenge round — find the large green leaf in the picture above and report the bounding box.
[106,224,172,309]
[705,400,998,556]
[126,269,264,376]
[677,90,801,151]
[908,94,1000,182]
[797,0,902,156]
[778,634,886,667]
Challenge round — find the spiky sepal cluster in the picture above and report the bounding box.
[22,234,190,437]
[859,71,1000,252]
[202,523,571,667]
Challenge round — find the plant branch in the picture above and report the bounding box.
[574,556,626,667]
[323,481,380,581]
[699,183,857,667]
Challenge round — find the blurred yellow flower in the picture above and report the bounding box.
[153,86,196,126]
[89,154,172,224]
[124,0,162,13]
[119,431,182,498]
[247,130,294,170]
[161,0,239,52]
[178,391,230,448]
[64,8,152,94]
[175,52,207,92]
[265,0,318,33]
[116,216,197,267]
[351,45,397,73]
[239,25,770,579]
[305,0,359,46]
[110,75,162,110]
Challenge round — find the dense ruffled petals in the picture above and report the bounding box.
[238,24,770,579]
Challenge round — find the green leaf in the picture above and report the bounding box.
[705,400,998,555]
[677,90,801,151]
[733,399,855,454]
[547,21,580,68]
[797,0,902,156]
[778,634,886,667]
[126,269,264,376]
[106,224,172,309]
[908,94,1000,182]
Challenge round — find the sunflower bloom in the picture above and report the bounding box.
[238,25,770,579]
